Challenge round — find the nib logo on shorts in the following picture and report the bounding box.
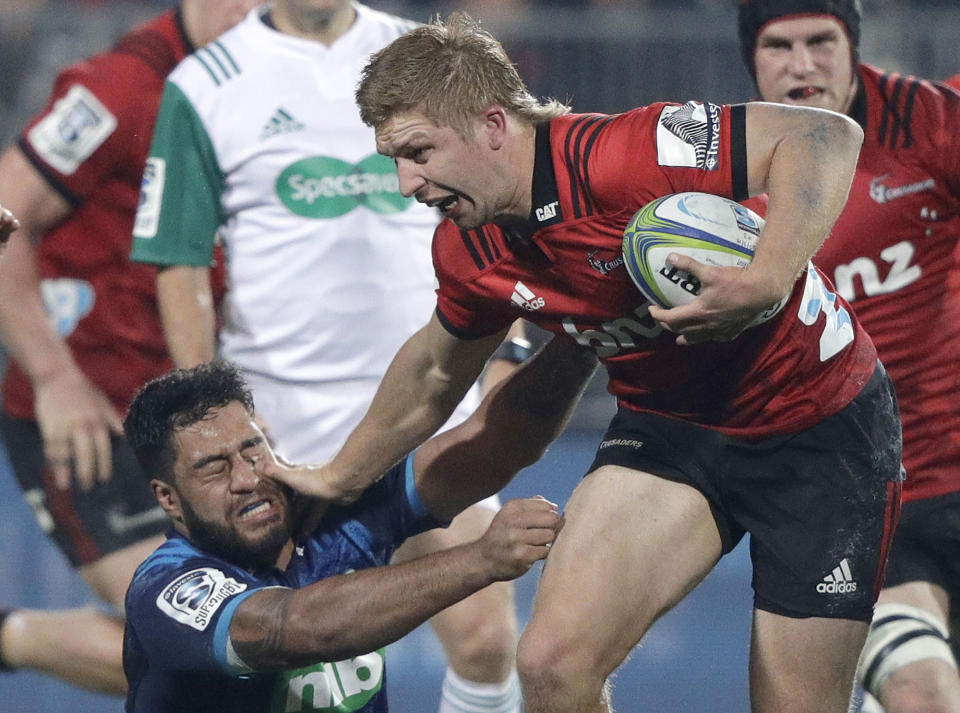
[817,558,858,594]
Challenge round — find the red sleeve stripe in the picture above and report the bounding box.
[564,114,614,219]
[878,73,920,150]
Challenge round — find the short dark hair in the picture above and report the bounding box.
[124,361,254,483]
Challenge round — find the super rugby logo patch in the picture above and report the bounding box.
[157,568,247,631]
[656,101,721,171]
[27,84,117,176]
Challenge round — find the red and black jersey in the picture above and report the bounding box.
[944,74,960,93]
[811,64,960,502]
[2,9,218,419]
[434,103,877,438]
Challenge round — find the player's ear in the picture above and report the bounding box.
[152,479,183,522]
[481,105,508,150]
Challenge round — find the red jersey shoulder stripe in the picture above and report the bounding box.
[563,114,616,219]
[877,72,922,150]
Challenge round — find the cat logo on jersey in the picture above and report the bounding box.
[656,101,721,171]
[270,650,385,713]
[156,567,247,631]
[27,84,118,176]
[276,154,412,219]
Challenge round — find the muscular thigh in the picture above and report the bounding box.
[528,464,722,674]
[0,414,166,569]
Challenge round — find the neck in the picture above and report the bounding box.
[496,121,538,223]
[271,1,356,46]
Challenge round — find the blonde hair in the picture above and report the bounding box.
[356,12,570,135]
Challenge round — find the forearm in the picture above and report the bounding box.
[0,148,79,384]
[231,542,492,670]
[328,319,502,499]
[156,265,216,367]
[419,338,597,519]
[746,104,863,297]
[0,220,80,386]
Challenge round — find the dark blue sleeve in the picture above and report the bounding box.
[330,453,444,564]
[125,551,269,676]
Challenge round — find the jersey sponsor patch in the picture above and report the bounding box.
[133,157,166,238]
[275,154,412,219]
[156,567,248,631]
[656,101,721,171]
[26,84,117,176]
[270,650,385,713]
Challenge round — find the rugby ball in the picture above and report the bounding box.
[622,192,786,326]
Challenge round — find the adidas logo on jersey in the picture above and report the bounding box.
[511,281,545,311]
[260,107,305,140]
[817,558,858,594]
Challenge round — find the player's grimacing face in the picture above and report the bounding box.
[169,402,293,567]
[754,15,857,114]
[376,110,501,230]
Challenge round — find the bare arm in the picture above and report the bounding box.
[155,264,216,367]
[229,496,560,670]
[268,313,507,503]
[0,145,123,489]
[650,102,863,344]
[414,338,597,522]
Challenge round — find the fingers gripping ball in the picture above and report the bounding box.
[622,192,787,326]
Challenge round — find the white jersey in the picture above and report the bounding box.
[132,4,481,461]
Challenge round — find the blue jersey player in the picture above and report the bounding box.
[121,344,595,713]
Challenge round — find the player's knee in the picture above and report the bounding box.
[857,603,958,706]
[517,623,595,695]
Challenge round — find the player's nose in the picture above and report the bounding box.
[395,158,425,198]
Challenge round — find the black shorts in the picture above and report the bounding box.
[588,362,904,622]
[0,413,167,567]
[884,490,960,613]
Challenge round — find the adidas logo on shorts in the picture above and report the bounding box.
[816,558,858,594]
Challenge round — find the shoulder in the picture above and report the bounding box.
[166,17,254,103]
[858,63,960,152]
[433,220,507,281]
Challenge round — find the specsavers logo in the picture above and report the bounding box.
[277,154,412,218]
[270,649,385,712]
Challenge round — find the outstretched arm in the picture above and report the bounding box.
[267,313,507,503]
[650,102,863,344]
[414,337,597,522]
[228,495,561,670]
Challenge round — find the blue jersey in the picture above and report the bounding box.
[124,456,439,713]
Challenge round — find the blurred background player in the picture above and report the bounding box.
[737,1,960,711]
[131,3,530,712]
[0,0,262,695]
[122,343,594,712]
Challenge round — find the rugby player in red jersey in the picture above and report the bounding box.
[738,2,960,711]
[0,0,261,695]
[263,13,903,713]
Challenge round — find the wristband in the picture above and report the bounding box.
[490,336,534,364]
